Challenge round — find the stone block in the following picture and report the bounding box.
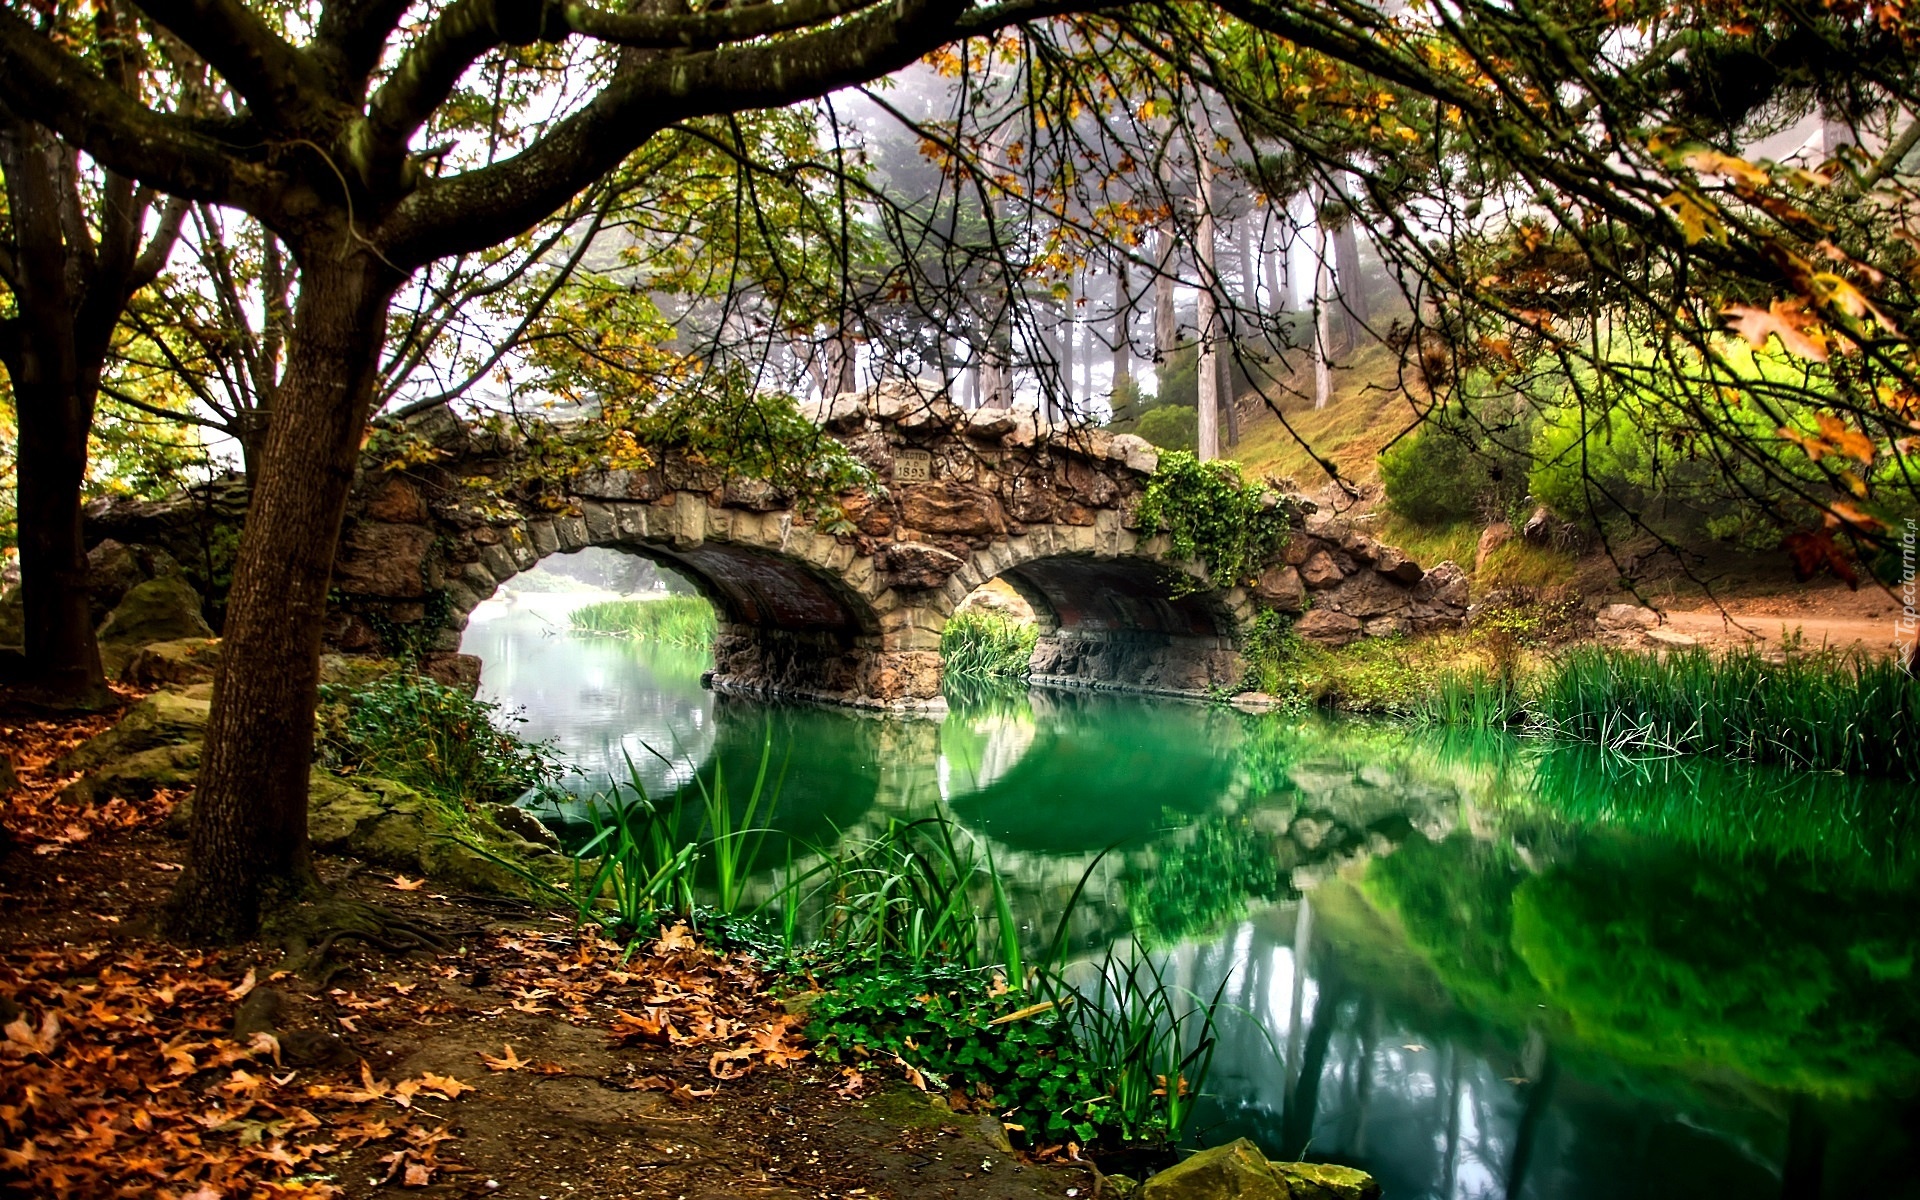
[528,519,560,558]
[878,542,966,590]
[554,515,589,552]
[335,522,437,597]
[96,578,214,667]
[580,501,617,541]
[480,543,516,583]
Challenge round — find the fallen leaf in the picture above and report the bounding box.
[391,876,425,891]
[481,1044,526,1072]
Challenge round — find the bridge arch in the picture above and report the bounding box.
[311,385,1463,706]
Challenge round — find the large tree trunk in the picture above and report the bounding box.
[165,251,404,941]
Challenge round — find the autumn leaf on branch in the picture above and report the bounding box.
[1725,299,1830,360]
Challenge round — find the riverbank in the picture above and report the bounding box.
[0,776,1103,1199]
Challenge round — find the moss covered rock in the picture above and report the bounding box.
[96,577,214,671]
[63,743,203,805]
[1140,1140,1377,1200]
[121,638,222,687]
[56,691,211,774]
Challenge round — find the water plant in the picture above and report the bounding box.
[1532,644,1920,779]
[569,595,718,648]
[940,610,1039,682]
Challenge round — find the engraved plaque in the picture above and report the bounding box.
[893,449,932,483]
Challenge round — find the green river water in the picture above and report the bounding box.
[465,596,1920,1200]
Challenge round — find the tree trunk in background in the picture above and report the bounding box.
[1333,217,1366,346]
[827,328,858,394]
[166,250,405,941]
[1196,113,1220,461]
[1312,213,1335,410]
[0,116,181,709]
[1111,266,1132,390]
[1154,220,1179,364]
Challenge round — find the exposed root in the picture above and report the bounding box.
[266,894,459,985]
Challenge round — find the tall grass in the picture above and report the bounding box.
[941,610,1038,682]
[570,595,717,648]
[1533,645,1920,779]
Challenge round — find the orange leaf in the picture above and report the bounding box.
[481,1044,525,1072]
[390,876,425,891]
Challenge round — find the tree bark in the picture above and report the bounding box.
[7,372,108,708]
[1111,265,1132,390]
[165,249,405,941]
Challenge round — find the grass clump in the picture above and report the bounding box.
[570,595,717,648]
[1533,644,1920,778]
[317,671,564,816]
[941,611,1038,683]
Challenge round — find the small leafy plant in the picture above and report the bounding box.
[1135,451,1293,592]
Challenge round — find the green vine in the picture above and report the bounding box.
[1135,452,1294,593]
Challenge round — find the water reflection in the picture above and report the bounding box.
[462,617,1920,1199]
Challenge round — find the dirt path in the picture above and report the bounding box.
[1650,580,1913,655]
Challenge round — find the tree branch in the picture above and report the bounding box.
[130,0,329,127]
[0,9,245,206]
[386,0,995,263]
[563,0,889,50]
[367,0,551,152]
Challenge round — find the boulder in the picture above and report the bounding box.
[1596,602,1659,631]
[1474,521,1513,572]
[1254,565,1306,613]
[1645,628,1697,647]
[1140,1139,1378,1200]
[1299,550,1345,590]
[877,541,967,590]
[1322,572,1410,620]
[62,742,203,805]
[1521,504,1556,544]
[120,637,221,687]
[57,690,211,774]
[87,539,183,620]
[96,577,213,670]
[1295,608,1363,647]
[1371,547,1423,585]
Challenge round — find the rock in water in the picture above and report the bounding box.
[1140,1139,1378,1200]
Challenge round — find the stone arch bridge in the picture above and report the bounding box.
[93,383,1468,707]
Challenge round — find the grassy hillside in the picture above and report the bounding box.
[1226,342,1421,488]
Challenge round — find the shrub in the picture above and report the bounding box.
[316,671,564,813]
[1379,405,1533,527]
[1135,452,1293,590]
[1134,404,1197,452]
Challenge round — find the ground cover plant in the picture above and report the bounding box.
[316,671,566,817]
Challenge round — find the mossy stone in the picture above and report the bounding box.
[56,691,211,773]
[96,577,213,671]
[1141,1140,1379,1200]
[121,637,222,687]
[1271,1162,1379,1200]
[63,742,202,805]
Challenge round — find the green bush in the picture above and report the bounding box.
[317,671,564,813]
[1379,406,1533,527]
[1134,404,1197,452]
[1135,452,1293,590]
[941,610,1038,682]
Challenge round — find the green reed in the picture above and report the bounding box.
[569,595,718,648]
[941,610,1039,682]
[1532,644,1920,779]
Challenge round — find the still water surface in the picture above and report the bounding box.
[465,598,1920,1200]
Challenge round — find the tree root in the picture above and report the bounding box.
[265,894,460,986]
